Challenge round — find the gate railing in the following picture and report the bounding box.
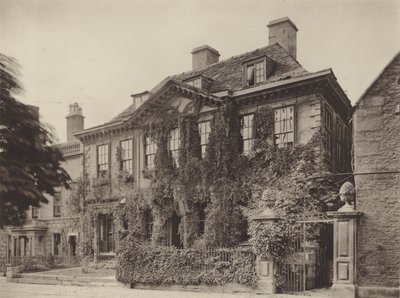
[278,222,333,293]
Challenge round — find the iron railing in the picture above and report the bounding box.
[176,246,256,273]
[278,222,333,293]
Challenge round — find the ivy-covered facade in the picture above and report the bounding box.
[73,18,352,265]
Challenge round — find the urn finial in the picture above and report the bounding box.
[338,182,355,212]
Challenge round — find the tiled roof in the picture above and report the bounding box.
[173,43,308,92]
[109,43,308,124]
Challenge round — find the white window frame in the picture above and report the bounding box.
[274,105,295,147]
[120,139,133,175]
[244,58,266,87]
[169,128,180,168]
[145,136,157,170]
[198,121,211,158]
[241,114,254,155]
[97,144,109,178]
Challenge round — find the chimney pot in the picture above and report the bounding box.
[191,45,220,70]
[268,17,298,59]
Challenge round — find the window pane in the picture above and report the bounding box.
[246,65,255,86]
[198,121,211,158]
[97,144,109,177]
[169,128,180,167]
[145,137,157,169]
[274,106,294,147]
[120,140,133,174]
[241,114,254,155]
[255,62,265,83]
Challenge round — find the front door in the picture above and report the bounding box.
[166,213,181,248]
[68,235,77,256]
[99,214,114,253]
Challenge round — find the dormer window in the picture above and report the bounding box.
[243,57,275,87]
[245,60,265,86]
[186,77,202,89]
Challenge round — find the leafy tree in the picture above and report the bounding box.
[0,53,70,226]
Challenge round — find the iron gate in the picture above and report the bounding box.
[279,220,334,293]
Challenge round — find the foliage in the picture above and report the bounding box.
[245,108,339,291]
[201,102,250,246]
[0,53,70,227]
[116,235,256,287]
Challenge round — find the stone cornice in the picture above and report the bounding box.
[233,70,352,119]
[74,121,133,142]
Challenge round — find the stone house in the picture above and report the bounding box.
[73,17,352,262]
[353,52,400,298]
[2,103,84,260]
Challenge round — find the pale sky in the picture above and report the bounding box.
[1,0,399,142]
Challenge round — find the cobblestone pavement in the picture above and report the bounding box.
[0,277,331,298]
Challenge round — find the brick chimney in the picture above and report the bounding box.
[268,17,298,59]
[66,103,84,142]
[191,45,220,70]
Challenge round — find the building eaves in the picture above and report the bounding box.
[232,69,333,97]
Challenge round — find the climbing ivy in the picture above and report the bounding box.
[70,97,342,292]
[244,108,340,291]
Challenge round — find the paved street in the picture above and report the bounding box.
[0,277,331,298]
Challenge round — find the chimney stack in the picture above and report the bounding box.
[191,45,220,70]
[268,17,298,59]
[66,103,84,142]
[131,91,150,110]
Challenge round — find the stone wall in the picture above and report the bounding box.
[353,53,400,290]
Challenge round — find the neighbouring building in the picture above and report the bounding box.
[74,16,352,269]
[353,52,400,298]
[3,103,84,260]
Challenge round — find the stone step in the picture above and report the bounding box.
[9,278,59,285]
[9,274,120,287]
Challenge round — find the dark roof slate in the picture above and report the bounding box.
[173,43,308,93]
[108,43,309,124]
